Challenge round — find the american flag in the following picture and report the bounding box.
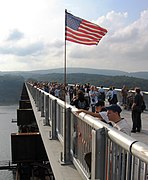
[65,12,107,45]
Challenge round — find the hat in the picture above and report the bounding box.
[106,104,122,113]
[95,100,105,107]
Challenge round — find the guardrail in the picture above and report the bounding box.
[26,83,148,180]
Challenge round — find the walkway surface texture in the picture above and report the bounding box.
[121,107,148,145]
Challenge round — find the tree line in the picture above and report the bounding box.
[28,73,148,92]
[0,73,148,105]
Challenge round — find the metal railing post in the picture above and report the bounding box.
[41,92,44,117]
[50,99,57,139]
[126,153,132,180]
[36,89,40,108]
[38,90,41,111]
[91,128,106,180]
[44,94,49,125]
[35,88,38,105]
[32,85,36,100]
[61,107,71,164]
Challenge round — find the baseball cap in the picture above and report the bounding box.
[106,104,122,113]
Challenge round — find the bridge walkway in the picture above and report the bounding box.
[26,84,148,180]
[28,91,83,180]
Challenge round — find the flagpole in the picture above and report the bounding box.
[64,9,67,103]
[61,9,71,164]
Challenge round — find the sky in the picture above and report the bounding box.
[0,0,148,72]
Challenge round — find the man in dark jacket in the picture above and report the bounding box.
[131,87,143,133]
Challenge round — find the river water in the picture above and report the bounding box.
[0,105,18,180]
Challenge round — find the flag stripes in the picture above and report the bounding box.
[65,12,107,45]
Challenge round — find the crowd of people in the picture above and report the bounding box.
[32,81,66,101]
[68,83,146,134]
[71,84,131,135]
[30,81,146,134]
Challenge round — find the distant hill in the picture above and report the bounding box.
[130,71,148,80]
[0,70,148,105]
[27,73,148,92]
[30,68,127,76]
[26,68,148,80]
[0,68,148,80]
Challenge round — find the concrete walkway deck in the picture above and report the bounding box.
[28,92,83,180]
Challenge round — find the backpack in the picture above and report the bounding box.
[141,101,146,111]
[78,100,87,109]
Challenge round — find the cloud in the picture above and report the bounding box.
[65,9,148,72]
[6,29,24,41]
[0,29,46,57]
[0,40,45,57]
[0,7,148,72]
[108,10,148,58]
[98,11,128,31]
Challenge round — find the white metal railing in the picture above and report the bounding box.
[26,83,148,180]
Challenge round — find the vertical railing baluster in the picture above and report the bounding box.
[41,92,44,117]
[91,128,106,180]
[61,107,71,164]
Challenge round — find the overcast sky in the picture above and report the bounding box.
[0,0,148,72]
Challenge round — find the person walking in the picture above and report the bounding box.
[89,85,98,112]
[69,86,74,102]
[106,87,113,105]
[121,85,128,109]
[131,87,143,133]
[98,85,105,101]
[110,86,118,105]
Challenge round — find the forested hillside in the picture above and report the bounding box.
[0,68,148,79]
[0,75,24,105]
[0,72,148,105]
[28,73,148,91]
